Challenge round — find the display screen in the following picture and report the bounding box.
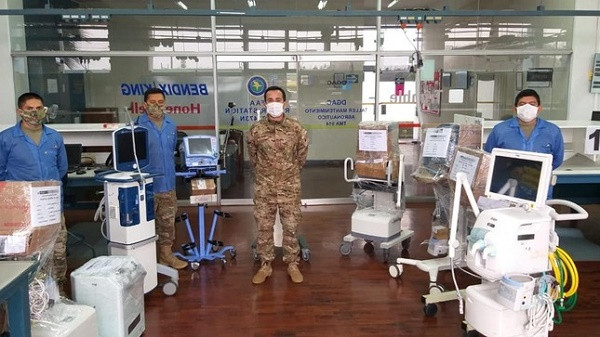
[488,156,542,203]
[115,128,148,169]
[65,143,83,167]
[188,137,213,156]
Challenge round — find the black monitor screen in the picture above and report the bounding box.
[116,129,147,164]
[489,156,542,202]
[188,137,213,156]
[65,144,83,167]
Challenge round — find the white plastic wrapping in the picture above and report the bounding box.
[71,255,146,337]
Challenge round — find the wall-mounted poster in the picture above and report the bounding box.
[420,69,442,116]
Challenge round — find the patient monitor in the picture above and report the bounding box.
[181,135,219,168]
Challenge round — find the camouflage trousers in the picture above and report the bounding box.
[154,190,178,247]
[254,200,301,264]
[39,214,67,292]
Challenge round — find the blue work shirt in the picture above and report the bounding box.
[0,122,68,208]
[484,117,564,198]
[0,122,68,182]
[137,114,177,193]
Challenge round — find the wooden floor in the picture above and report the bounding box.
[93,202,600,337]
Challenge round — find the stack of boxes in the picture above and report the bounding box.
[0,181,61,261]
[189,178,217,204]
[354,121,399,181]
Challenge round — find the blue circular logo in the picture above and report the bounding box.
[247,76,267,96]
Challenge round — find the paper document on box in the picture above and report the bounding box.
[423,127,451,158]
[449,151,480,185]
[31,185,61,227]
[358,129,388,152]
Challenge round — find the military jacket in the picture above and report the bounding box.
[247,116,308,203]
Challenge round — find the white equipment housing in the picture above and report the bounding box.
[31,303,98,337]
[104,172,158,293]
[71,256,145,337]
[466,206,555,282]
[340,153,414,263]
[350,191,402,239]
[465,282,536,337]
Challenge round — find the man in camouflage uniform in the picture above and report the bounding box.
[138,88,187,270]
[0,92,68,295]
[247,85,309,284]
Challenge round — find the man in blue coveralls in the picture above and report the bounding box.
[138,88,187,269]
[0,92,68,293]
[484,89,564,198]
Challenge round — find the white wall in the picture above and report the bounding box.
[567,0,600,120]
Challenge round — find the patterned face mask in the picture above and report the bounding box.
[146,103,165,119]
[20,107,48,126]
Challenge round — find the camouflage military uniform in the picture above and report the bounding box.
[247,116,308,265]
[154,190,178,246]
[53,215,67,290]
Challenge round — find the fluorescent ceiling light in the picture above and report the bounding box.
[217,11,246,15]
[247,0,256,7]
[317,0,328,10]
[387,0,398,8]
[176,1,188,10]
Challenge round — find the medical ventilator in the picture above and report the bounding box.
[447,148,587,337]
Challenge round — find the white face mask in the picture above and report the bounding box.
[266,102,284,118]
[516,104,538,122]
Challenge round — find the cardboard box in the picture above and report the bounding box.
[355,121,399,180]
[412,123,482,184]
[190,194,217,205]
[191,178,216,195]
[0,181,62,256]
[448,147,491,206]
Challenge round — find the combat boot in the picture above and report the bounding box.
[252,262,272,284]
[159,245,188,269]
[287,263,303,283]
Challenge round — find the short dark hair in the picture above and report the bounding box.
[514,89,541,106]
[143,88,166,102]
[264,86,286,102]
[18,92,44,108]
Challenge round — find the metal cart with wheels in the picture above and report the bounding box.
[175,205,236,270]
[339,153,413,264]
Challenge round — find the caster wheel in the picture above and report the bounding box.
[229,249,237,259]
[190,262,200,270]
[363,241,375,254]
[429,284,445,294]
[339,242,352,256]
[383,249,390,263]
[401,237,411,250]
[388,264,403,278]
[162,280,177,296]
[302,249,310,261]
[465,331,480,337]
[211,245,220,253]
[423,303,438,317]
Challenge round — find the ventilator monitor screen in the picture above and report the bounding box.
[112,126,149,171]
[188,137,213,156]
[485,148,553,208]
[182,135,219,168]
